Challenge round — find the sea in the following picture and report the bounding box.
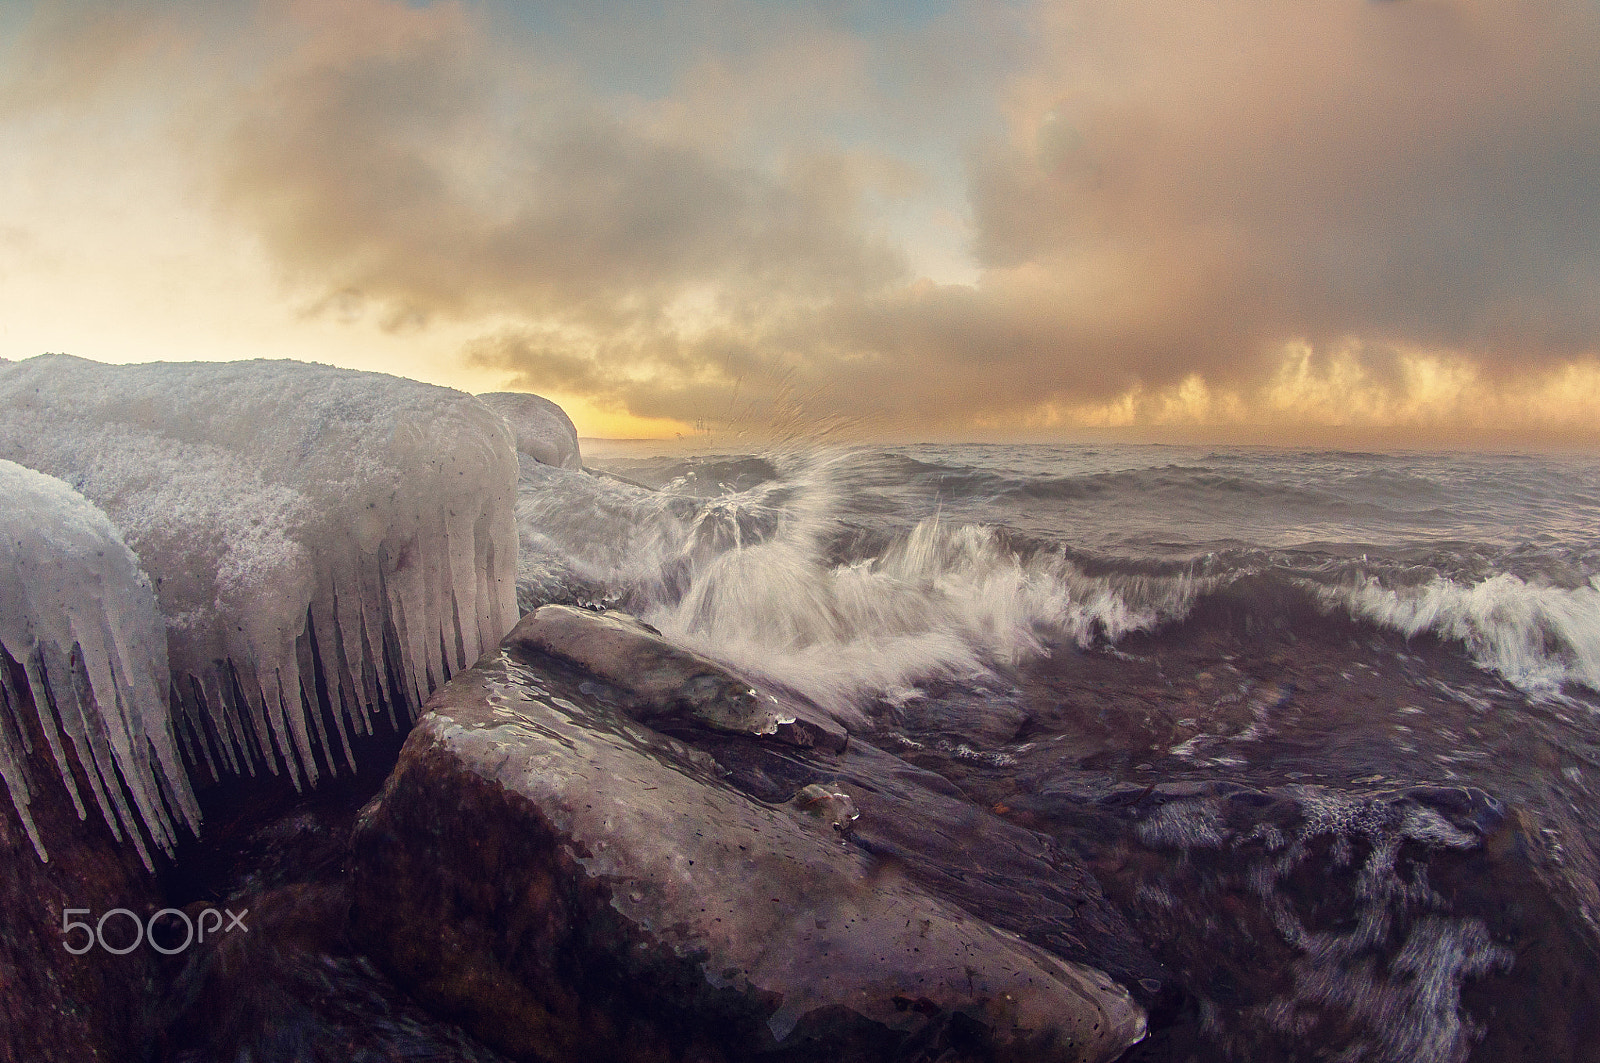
[513,441,1600,1062]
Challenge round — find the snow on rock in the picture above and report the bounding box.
[0,461,199,867]
[476,391,582,471]
[0,355,519,790]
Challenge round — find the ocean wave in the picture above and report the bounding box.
[514,451,1206,721]
[1316,573,1600,696]
[648,518,1206,723]
[519,446,1600,714]
[1007,466,1332,506]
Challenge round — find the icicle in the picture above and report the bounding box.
[310,583,359,764]
[0,675,44,860]
[0,356,520,810]
[17,655,86,822]
[292,627,335,777]
[306,605,357,772]
[0,462,198,866]
[51,643,129,845]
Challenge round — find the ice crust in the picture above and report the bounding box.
[476,391,582,471]
[0,355,519,794]
[0,461,199,867]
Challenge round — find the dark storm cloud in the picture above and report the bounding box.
[965,0,1600,390]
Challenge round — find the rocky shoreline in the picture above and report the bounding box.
[3,606,1150,1062]
[5,357,1599,1062]
[10,593,1600,1061]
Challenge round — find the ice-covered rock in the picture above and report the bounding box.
[0,355,519,790]
[0,461,198,867]
[476,391,582,471]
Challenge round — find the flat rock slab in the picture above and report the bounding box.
[350,616,1145,1063]
[509,605,847,753]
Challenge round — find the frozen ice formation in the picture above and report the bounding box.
[0,355,519,791]
[476,391,582,471]
[0,461,199,867]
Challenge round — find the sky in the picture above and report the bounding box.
[1,0,1598,444]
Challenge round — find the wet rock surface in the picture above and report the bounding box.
[509,605,848,752]
[151,746,516,1063]
[14,586,1597,1062]
[696,735,1170,1003]
[872,585,1600,1063]
[348,610,1148,1063]
[155,879,516,1063]
[0,662,163,1063]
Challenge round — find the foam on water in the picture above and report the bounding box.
[1138,786,1511,1063]
[1319,573,1600,697]
[515,449,1205,721]
[652,517,1204,722]
[524,442,1600,720]
[514,439,1594,1060]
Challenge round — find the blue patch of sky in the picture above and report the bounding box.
[485,0,1020,101]
[471,0,1000,281]
[0,2,35,56]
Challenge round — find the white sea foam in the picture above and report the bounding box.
[651,517,1203,723]
[1319,573,1600,696]
[514,449,1204,722]
[0,461,199,867]
[1140,786,1507,1063]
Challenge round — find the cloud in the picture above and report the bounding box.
[213,0,908,333]
[968,0,1600,381]
[227,0,1600,440]
[6,0,1597,442]
[0,1,187,116]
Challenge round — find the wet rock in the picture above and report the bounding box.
[149,760,522,1063]
[1,658,163,1063]
[509,605,847,752]
[789,783,859,833]
[349,618,1146,1063]
[155,882,513,1063]
[692,733,1169,1003]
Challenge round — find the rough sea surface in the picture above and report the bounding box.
[512,441,1600,1063]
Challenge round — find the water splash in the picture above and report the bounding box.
[515,449,1205,722]
[1319,573,1600,697]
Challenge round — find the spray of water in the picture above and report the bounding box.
[515,449,1205,722]
[1320,573,1600,697]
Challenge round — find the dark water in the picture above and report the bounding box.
[512,441,1600,1062]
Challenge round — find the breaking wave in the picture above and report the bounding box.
[516,444,1600,717]
[1317,573,1600,697]
[514,451,1205,721]
[650,518,1205,722]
